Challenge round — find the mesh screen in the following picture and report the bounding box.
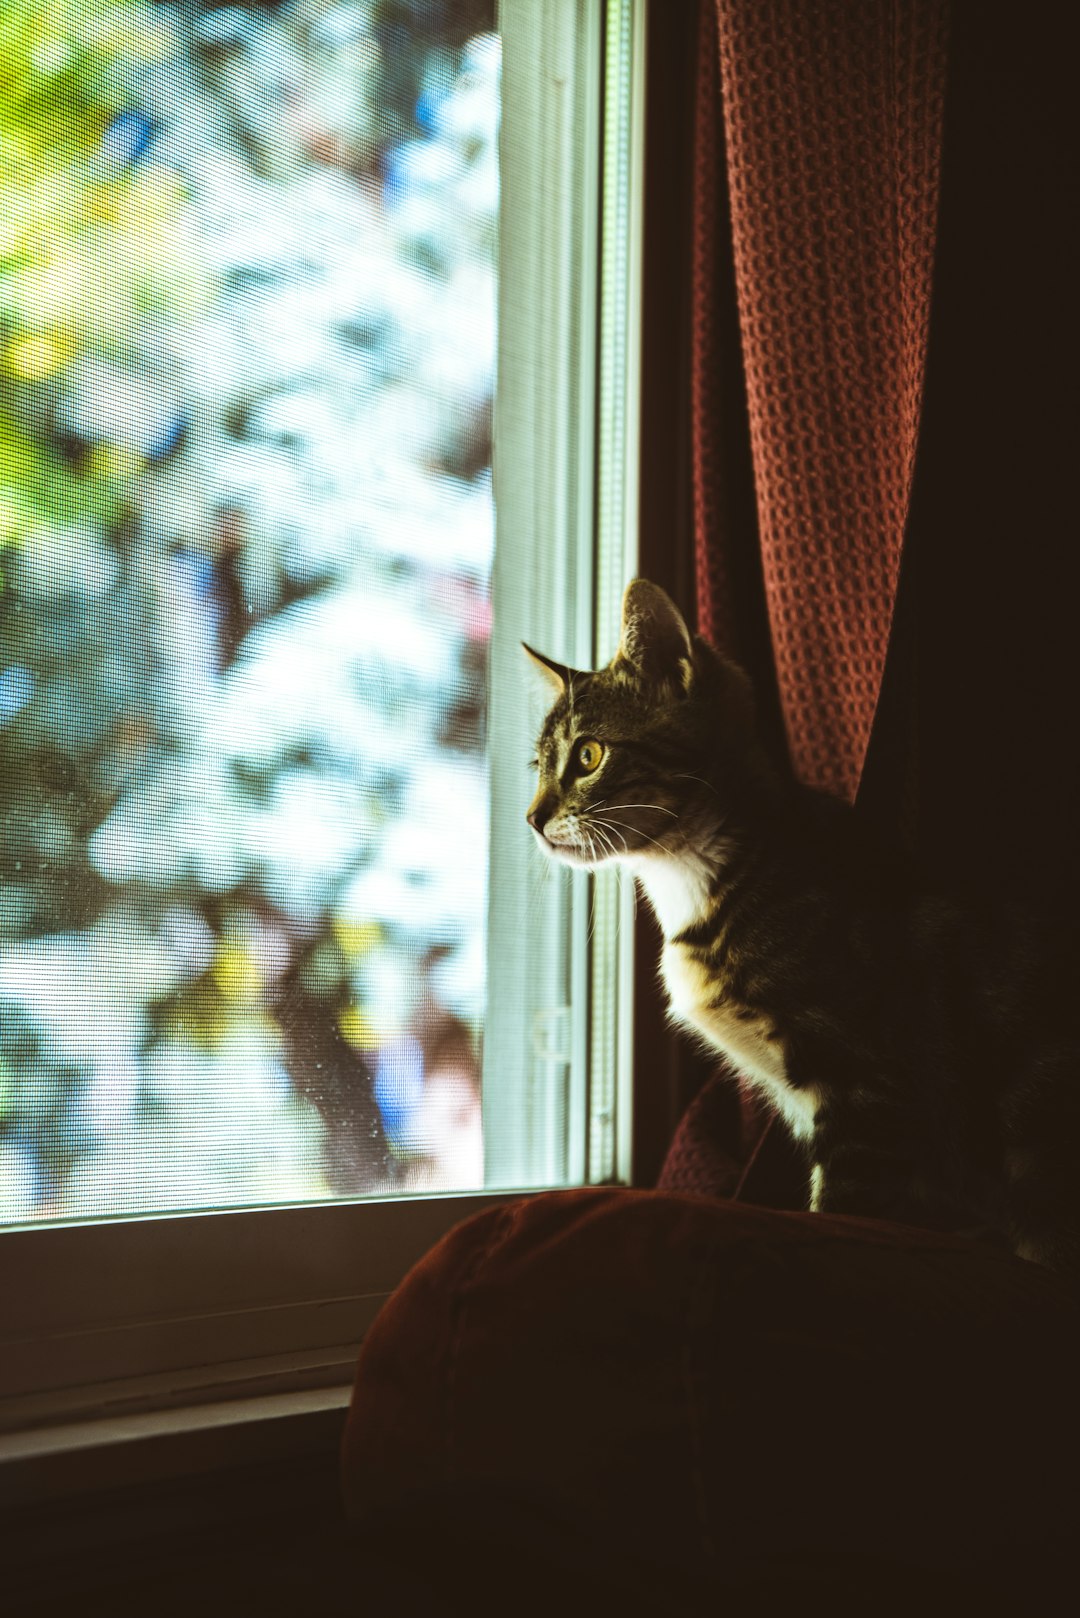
[0,1,497,1220]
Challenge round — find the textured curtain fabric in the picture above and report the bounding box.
[693,0,949,803]
[671,0,950,1201]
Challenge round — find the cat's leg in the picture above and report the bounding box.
[810,1096,962,1231]
[810,1135,924,1223]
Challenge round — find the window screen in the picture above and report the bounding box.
[0,1,502,1220]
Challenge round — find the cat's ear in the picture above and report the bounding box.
[522,642,573,697]
[616,579,694,690]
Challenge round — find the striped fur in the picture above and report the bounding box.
[526,580,1080,1285]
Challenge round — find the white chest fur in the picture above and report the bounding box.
[627,849,716,939]
[660,940,818,1141]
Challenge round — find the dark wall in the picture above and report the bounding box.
[864,0,1079,893]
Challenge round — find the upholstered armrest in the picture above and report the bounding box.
[342,1188,1078,1611]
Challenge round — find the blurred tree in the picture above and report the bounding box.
[0,1,195,939]
[1,2,494,1214]
[0,3,200,1200]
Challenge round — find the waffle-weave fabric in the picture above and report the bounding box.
[694,0,949,801]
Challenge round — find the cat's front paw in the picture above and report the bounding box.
[809,1162,824,1211]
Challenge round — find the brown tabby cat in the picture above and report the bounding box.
[525,578,1079,1283]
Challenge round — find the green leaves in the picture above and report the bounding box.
[0,2,196,546]
[0,2,195,951]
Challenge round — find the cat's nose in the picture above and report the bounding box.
[526,807,544,833]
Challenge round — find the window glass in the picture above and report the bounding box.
[0,0,501,1221]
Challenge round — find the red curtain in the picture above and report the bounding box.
[667,0,949,1201]
[694,0,949,803]
[668,0,1077,1203]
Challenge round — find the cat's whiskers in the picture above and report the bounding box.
[586,819,621,861]
[589,797,678,819]
[596,814,670,856]
[586,869,599,947]
[596,801,679,818]
[584,813,629,853]
[672,771,720,799]
[584,822,613,869]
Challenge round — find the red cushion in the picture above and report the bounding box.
[341,1188,1078,1608]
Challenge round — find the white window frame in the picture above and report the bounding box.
[0,0,647,1496]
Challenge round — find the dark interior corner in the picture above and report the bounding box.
[861,0,1080,892]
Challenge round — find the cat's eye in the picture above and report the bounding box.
[576,738,604,774]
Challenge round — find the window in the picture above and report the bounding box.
[0,0,645,1457]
